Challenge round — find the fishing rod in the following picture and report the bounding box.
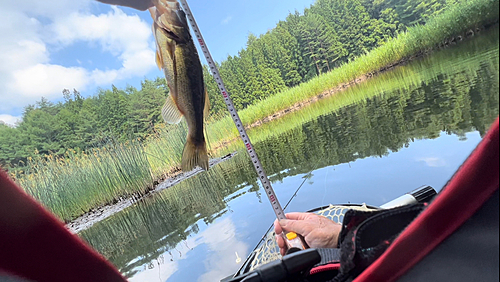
[179,0,306,251]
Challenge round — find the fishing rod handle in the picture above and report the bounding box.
[284,232,309,253]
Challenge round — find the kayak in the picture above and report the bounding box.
[224,186,437,281]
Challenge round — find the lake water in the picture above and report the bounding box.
[80,27,499,282]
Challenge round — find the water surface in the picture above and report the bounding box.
[80,28,499,281]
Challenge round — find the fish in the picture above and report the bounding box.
[98,0,210,172]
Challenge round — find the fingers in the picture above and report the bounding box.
[283,212,312,221]
[275,214,309,256]
[275,212,342,251]
[274,213,315,256]
[275,234,287,256]
[274,219,283,235]
[274,213,310,234]
[274,219,287,256]
[280,218,314,236]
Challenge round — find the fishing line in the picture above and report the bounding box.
[283,162,322,211]
[254,157,325,250]
[321,166,330,207]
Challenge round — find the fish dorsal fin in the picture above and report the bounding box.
[162,95,183,124]
[204,88,210,119]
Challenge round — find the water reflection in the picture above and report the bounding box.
[80,28,499,281]
[197,218,249,282]
[127,217,249,282]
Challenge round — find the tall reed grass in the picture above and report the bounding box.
[14,0,499,222]
[18,141,154,221]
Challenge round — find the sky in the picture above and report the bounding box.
[0,0,315,126]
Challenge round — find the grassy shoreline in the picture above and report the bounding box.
[207,0,499,145]
[15,0,500,222]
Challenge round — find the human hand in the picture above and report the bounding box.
[274,213,342,256]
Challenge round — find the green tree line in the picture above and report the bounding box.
[206,0,463,114]
[0,0,472,169]
[0,78,168,169]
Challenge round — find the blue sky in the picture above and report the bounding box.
[0,0,315,125]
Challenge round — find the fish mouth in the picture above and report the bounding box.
[149,2,189,43]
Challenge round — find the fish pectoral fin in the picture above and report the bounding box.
[204,88,210,119]
[162,95,183,124]
[155,49,163,70]
[165,39,176,61]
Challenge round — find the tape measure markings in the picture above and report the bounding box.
[179,0,286,220]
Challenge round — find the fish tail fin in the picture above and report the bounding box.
[181,138,209,172]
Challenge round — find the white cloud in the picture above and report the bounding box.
[10,64,90,98]
[198,218,249,282]
[6,40,49,70]
[129,259,179,282]
[50,7,151,53]
[417,157,447,167]
[0,115,22,127]
[91,69,120,86]
[124,217,248,281]
[221,16,233,25]
[47,7,156,84]
[2,0,92,19]
[0,0,156,116]
[128,231,200,281]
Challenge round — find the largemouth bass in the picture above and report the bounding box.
[98,0,210,171]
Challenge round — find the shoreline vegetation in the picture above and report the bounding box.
[209,0,499,142]
[2,0,499,223]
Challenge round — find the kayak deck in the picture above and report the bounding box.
[248,204,377,271]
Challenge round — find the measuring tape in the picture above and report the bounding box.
[179,0,306,251]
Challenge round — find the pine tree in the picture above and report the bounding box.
[299,12,347,75]
[203,65,226,117]
[127,78,167,138]
[96,85,130,138]
[269,25,304,86]
[282,11,318,81]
